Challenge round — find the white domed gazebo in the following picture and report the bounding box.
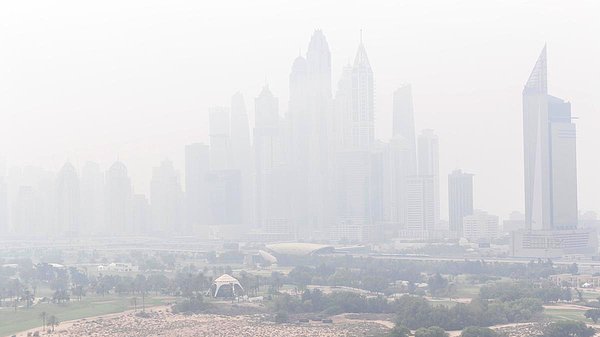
[209,274,244,298]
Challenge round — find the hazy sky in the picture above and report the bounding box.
[1,0,599,219]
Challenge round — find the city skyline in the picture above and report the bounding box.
[2,1,600,221]
[0,30,596,244]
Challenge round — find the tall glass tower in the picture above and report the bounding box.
[523,46,578,231]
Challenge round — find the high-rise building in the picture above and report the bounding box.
[230,92,254,226]
[209,106,231,171]
[254,85,285,228]
[305,30,333,234]
[105,161,132,235]
[287,30,334,237]
[448,169,474,235]
[206,169,243,225]
[393,84,417,175]
[512,46,597,257]
[418,130,440,227]
[230,93,252,170]
[463,210,499,242]
[406,175,435,235]
[333,65,353,150]
[185,143,210,232]
[350,37,374,149]
[522,46,578,231]
[7,166,54,236]
[331,37,376,237]
[334,150,372,225]
[56,162,80,236]
[132,194,151,235]
[81,161,104,234]
[150,159,183,234]
[382,137,412,227]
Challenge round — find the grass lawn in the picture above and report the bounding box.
[544,308,589,323]
[452,284,481,298]
[0,295,170,337]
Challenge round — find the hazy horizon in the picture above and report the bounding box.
[2,0,600,220]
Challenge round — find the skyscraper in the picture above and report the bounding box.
[393,84,417,175]
[511,46,596,257]
[380,136,412,227]
[448,169,474,235]
[254,85,284,227]
[418,129,440,227]
[229,92,254,226]
[209,106,231,171]
[206,169,243,226]
[185,143,210,232]
[350,37,374,149]
[56,162,81,236]
[333,37,376,225]
[406,175,435,234]
[81,161,104,234]
[522,46,578,230]
[287,30,334,237]
[132,194,151,235]
[105,161,132,235]
[305,30,333,233]
[150,159,183,234]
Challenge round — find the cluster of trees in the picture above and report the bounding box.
[283,258,572,297]
[271,289,389,315]
[294,256,572,282]
[479,281,572,303]
[542,321,595,337]
[269,289,542,332]
[392,295,543,331]
[171,295,209,314]
[387,325,499,337]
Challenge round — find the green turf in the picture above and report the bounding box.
[452,284,481,298]
[0,295,170,337]
[544,308,589,322]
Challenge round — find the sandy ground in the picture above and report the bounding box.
[11,309,388,337]
[12,302,599,337]
[10,306,170,337]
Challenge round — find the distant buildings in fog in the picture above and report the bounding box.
[463,210,500,242]
[1,33,595,256]
[448,170,474,236]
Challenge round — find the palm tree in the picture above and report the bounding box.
[48,315,59,332]
[39,311,47,330]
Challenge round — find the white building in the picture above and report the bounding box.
[463,210,499,242]
[417,130,440,227]
[522,46,578,231]
[512,46,596,257]
[448,170,474,235]
[406,175,435,233]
